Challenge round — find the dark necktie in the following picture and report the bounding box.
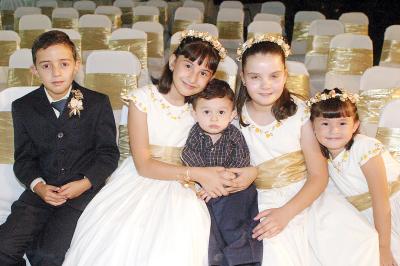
[51,99,67,113]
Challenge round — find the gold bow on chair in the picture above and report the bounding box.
[52,17,78,30]
[292,21,311,42]
[7,68,41,87]
[79,27,111,51]
[380,40,400,65]
[19,29,46,49]
[376,127,400,163]
[0,112,14,164]
[343,23,368,35]
[217,21,243,40]
[0,41,19,66]
[84,73,138,110]
[133,14,159,24]
[327,48,372,75]
[109,39,148,69]
[286,73,310,99]
[146,32,164,59]
[172,19,200,35]
[306,35,334,55]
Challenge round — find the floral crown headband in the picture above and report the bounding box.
[236,34,291,61]
[179,30,227,59]
[306,89,359,107]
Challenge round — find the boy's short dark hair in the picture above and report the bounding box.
[32,30,77,64]
[191,79,235,109]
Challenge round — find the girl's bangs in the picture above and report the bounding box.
[180,41,220,72]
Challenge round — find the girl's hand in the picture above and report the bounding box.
[380,247,398,266]
[194,167,234,198]
[196,189,212,203]
[252,207,292,240]
[226,167,258,193]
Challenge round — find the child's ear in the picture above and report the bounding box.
[30,65,39,77]
[168,54,177,72]
[74,59,81,74]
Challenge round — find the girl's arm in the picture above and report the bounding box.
[361,155,395,265]
[128,102,233,197]
[252,121,328,239]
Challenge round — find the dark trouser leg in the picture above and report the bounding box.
[28,204,82,266]
[0,191,53,266]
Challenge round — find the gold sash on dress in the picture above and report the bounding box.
[376,127,400,163]
[0,41,18,66]
[217,21,243,40]
[347,180,400,211]
[109,39,148,69]
[327,48,373,75]
[286,73,310,99]
[292,21,311,42]
[7,68,41,87]
[380,40,400,65]
[0,112,14,164]
[357,88,400,124]
[79,27,111,51]
[215,70,237,92]
[133,14,159,24]
[146,32,164,58]
[52,17,78,29]
[306,35,333,55]
[19,29,46,49]
[343,23,368,35]
[84,73,138,110]
[255,150,307,189]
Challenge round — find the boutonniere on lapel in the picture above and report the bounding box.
[68,89,84,117]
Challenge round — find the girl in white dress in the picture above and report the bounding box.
[235,34,380,266]
[63,30,256,266]
[309,88,400,266]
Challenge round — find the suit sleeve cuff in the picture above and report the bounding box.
[30,178,46,192]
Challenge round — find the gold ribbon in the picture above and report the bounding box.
[118,124,130,163]
[306,35,334,54]
[215,70,237,92]
[247,32,281,40]
[52,17,78,29]
[102,13,122,29]
[133,14,159,24]
[40,7,54,18]
[79,27,110,51]
[217,21,243,40]
[347,180,400,211]
[292,21,311,41]
[84,73,138,110]
[120,7,133,26]
[1,10,14,30]
[344,23,368,35]
[286,73,309,99]
[19,29,46,49]
[78,10,94,17]
[172,19,198,35]
[256,150,307,189]
[109,39,148,69]
[0,41,19,66]
[376,127,400,163]
[327,48,373,75]
[146,32,163,58]
[7,68,41,87]
[357,88,400,124]
[0,112,14,164]
[380,40,400,65]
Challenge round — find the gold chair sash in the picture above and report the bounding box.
[120,7,133,25]
[344,23,368,35]
[380,40,400,65]
[306,35,333,55]
[79,27,110,51]
[101,13,122,29]
[109,39,148,69]
[358,88,400,124]
[13,17,20,32]
[172,19,199,35]
[0,112,14,164]
[78,10,94,17]
[19,29,46,49]
[0,41,18,66]
[40,7,54,18]
[247,32,281,40]
[1,10,14,30]
[217,21,243,40]
[7,68,41,87]
[146,32,164,58]
[215,70,237,92]
[84,73,138,110]
[376,127,400,163]
[256,150,307,189]
[70,39,82,61]
[52,17,78,29]
[327,48,372,75]
[347,180,400,211]
[133,14,159,24]
[155,6,168,25]
[286,73,309,99]
[292,21,311,42]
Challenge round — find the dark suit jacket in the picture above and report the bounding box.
[12,81,120,210]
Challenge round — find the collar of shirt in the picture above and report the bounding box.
[190,123,239,149]
[44,86,72,117]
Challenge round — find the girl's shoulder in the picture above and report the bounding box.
[123,84,158,113]
[351,134,385,166]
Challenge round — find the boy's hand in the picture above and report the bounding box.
[33,182,67,206]
[57,178,92,200]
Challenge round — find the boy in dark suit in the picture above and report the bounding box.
[0,30,120,266]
